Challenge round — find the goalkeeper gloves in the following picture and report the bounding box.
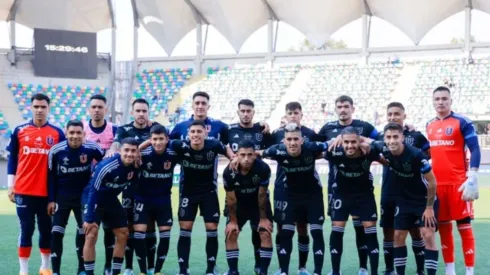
[458,170,479,201]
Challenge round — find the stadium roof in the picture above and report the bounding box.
[136,0,490,54]
[0,0,112,33]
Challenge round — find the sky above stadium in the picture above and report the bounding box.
[0,0,489,60]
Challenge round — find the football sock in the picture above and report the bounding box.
[252,230,261,268]
[125,233,134,270]
[112,256,124,274]
[310,225,325,274]
[103,227,115,269]
[226,249,239,272]
[155,229,171,273]
[364,226,379,275]
[76,227,85,273]
[40,248,51,270]
[330,225,344,274]
[383,240,394,272]
[353,219,368,269]
[458,223,475,268]
[146,230,157,269]
[412,238,425,273]
[394,246,408,275]
[439,221,455,264]
[84,260,95,275]
[275,228,281,266]
[50,229,64,273]
[134,231,147,273]
[279,224,295,274]
[205,229,218,273]
[424,249,438,275]
[177,229,192,274]
[260,247,273,274]
[298,235,310,269]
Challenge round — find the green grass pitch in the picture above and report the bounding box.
[1,177,490,274]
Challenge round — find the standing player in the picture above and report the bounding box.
[108,98,160,275]
[133,125,179,275]
[227,99,271,273]
[319,95,378,275]
[261,123,326,275]
[325,127,380,275]
[48,120,104,275]
[370,123,439,275]
[426,87,480,275]
[7,93,66,275]
[84,94,118,275]
[82,138,140,275]
[223,140,273,275]
[168,120,234,275]
[378,102,430,275]
[266,102,320,275]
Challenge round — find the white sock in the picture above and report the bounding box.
[40,253,50,269]
[466,266,474,275]
[19,257,29,274]
[445,262,456,275]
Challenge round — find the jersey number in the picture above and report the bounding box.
[231,143,238,152]
[181,198,189,208]
[135,203,144,212]
[333,199,342,210]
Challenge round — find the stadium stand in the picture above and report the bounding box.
[0,112,9,132]
[8,83,107,127]
[299,62,404,131]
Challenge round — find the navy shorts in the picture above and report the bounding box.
[394,200,439,231]
[273,186,288,224]
[133,199,173,227]
[53,198,83,229]
[380,196,397,228]
[83,197,128,229]
[331,192,377,222]
[283,194,325,225]
[227,201,273,231]
[179,191,220,223]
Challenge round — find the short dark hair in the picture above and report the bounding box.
[386,102,405,111]
[238,99,254,108]
[237,140,255,151]
[335,95,354,106]
[90,94,107,103]
[384,122,404,133]
[193,91,210,101]
[66,120,84,129]
[31,93,50,105]
[121,137,139,147]
[284,122,301,133]
[189,120,206,129]
[132,98,149,107]
[150,124,168,136]
[285,102,302,112]
[340,126,359,137]
[433,86,451,94]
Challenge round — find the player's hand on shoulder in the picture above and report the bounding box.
[458,170,479,201]
[258,218,273,233]
[7,187,15,203]
[259,121,271,134]
[47,202,57,216]
[229,157,239,172]
[359,142,371,155]
[328,136,342,152]
[104,149,116,159]
[225,222,239,238]
[405,124,416,132]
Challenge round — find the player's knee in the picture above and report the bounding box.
[296,223,308,236]
[394,230,408,246]
[409,227,422,239]
[332,221,346,228]
[420,227,436,249]
[179,221,193,230]
[456,217,471,225]
[85,229,98,246]
[114,228,129,243]
[205,222,218,231]
[226,231,238,244]
[259,230,272,246]
[383,227,395,241]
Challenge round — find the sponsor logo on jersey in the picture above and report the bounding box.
[23,146,50,155]
[430,140,455,146]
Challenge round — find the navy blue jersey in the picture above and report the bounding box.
[318,119,379,190]
[169,139,227,195]
[114,121,161,145]
[223,158,271,202]
[84,155,139,223]
[263,142,326,195]
[378,127,430,197]
[265,126,320,190]
[324,148,380,196]
[227,123,270,153]
[48,141,104,202]
[371,142,432,206]
[136,146,179,204]
[170,116,229,144]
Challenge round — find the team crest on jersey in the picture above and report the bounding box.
[127,172,134,180]
[207,151,215,161]
[402,162,411,171]
[445,126,453,136]
[244,133,252,140]
[405,136,414,145]
[206,125,211,132]
[80,154,88,163]
[46,136,54,145]
[252,174,260,184]
[256,133,263,142]
[356,127,364,135]
[304,156,313,164]
[16,196,23,205]
[362,159,370,170]
[164,161,171,170]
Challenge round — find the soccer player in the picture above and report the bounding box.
[222,140,273,275]
[426,86,480,275]
[261,123,326,275]
[133,125,179,275]
[378,102,430,275]
[47,120,104,275]
[318,95,378,275]
[84,94,118,275]
[7,93,66,275]
[108,98,159,275]
[82,137,140,275]
[324,127,380,275]
[370,123,439,275]
[266,102,320,275]
[227,99,271,273]
[168,120,234,275]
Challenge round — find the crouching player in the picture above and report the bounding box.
[82,138,140,275]
[324,127,380,275]
[48,120,104,275]
[133,125,179,275]
[370,123,439,275]
[223,140,273,275]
